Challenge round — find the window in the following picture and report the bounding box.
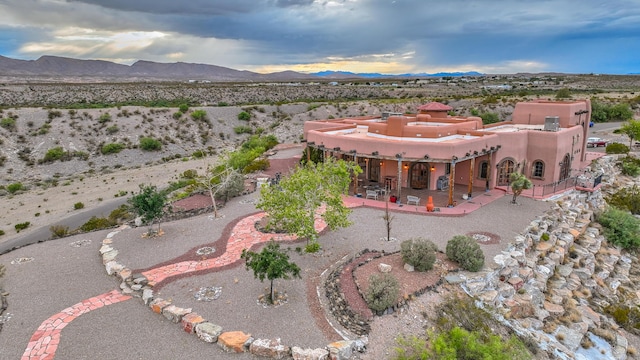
[478,161,488,179]
[532,160,544,178]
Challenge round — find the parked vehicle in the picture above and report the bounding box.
[587,137,607,147]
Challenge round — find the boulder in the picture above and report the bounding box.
[250,338,290,359]
[378,263,392,273]
[195,322,223,343]
[218,331,252,353]
[291,347,329,360]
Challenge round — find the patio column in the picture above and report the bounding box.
[352,154,358,195]
[448,161,456,207]
[468,158,474,198]
[486,153,492,191]
[396,158,402,200]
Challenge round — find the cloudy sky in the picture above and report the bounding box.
[0,0,638,74]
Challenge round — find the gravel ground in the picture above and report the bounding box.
[0,188,551,360]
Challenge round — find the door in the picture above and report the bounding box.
[559,154,571,181]
[410,163,429,189]
[497,159,515,186]
[368,159,381,182]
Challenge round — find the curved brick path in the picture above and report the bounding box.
[21,290,131,360]
[21,193,503,359]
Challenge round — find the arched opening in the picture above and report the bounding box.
[497,159,516,186]
[559,154,571,181]
[409,162,430,189]
[532,160,545,179]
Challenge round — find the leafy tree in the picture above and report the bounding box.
[198,162,245,218]
[241,240,301,304]
[256,158,361,249]
[509,172,532,204]
[618,119,640,148]
[129,184,167,234]
[609,103,634,122]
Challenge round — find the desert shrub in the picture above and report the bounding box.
[620,156,640,176]
[50,225,70,238]
[14,222,30,232]
[98,113,112,123]
[191,109,207,121]
[191,150,205,158]
[0,229,4,236]
[43,147,66,162]
[172,111,183,120]
[480,112,500,124]
[48,110,62,119]
[394,327,531,360]
[0,264,5,278]
[79,216,115,232]
[305,241,321,253]
[365,273,400,312]
[106,125,119,134]
[243,158,270,173]
[606,185,640,214]
[597,207,640,249]
[238,111,251,121]
[241,134,279,152]
[234,125,253,134]
[139,137,162,151]
[606,142,629,154]
[541,232,550,241]
[605,304,640,336]
[446,235,485,272]
[108,204,133,223]
[7,182,24,194]
[0,117,16,131]
[400,237,437,272]
[101,142,125,155]
[74,202,85,210]
[178,103,189,112]
[181,169,199,179]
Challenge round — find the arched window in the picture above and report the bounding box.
[478,161,488,179]
[532,160,545,179]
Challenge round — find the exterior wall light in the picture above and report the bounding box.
[430,165,435,171]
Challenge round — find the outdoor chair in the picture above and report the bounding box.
[406,195,420,205]
[366,189,379,200]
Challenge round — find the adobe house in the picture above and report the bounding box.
[303,99,591,206]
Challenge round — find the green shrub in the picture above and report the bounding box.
[191,109,207,121]
[43,147,66,162]
[101,142,125,155]
[446,235,485,272]
[178,104,189,112]
[139,137,162,151]
[172,111,183,120]
[0,117,16,130]
[400,237,437,272]
[541,232,550,241]
[191,150,205,158]
[606,185,640,215]
[480,112,500,124]
[7,182,24,194]
[74,202,85,210]
[365,273,400,312]
[234,125,253,134]
[108,205,133,223]
[597,207,640,249]
[15,222,30,232]
[181,169,199,179]
[105,125,119,134]
[98,113,112,123]
[394,327,531,360]
[620,156,640,176]
[0,229,5,236]
[305,241,321,253]
[79,216,115,232]
[606,142,630,154]
[238,111,251,121]
[243,158,270,173]
[50,225,70,238]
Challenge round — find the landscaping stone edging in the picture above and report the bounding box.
[100,224,365,360]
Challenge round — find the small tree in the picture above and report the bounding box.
[618,119,640,148]
[382,195,394,241]
[509,172,532,204]
[241,240,301,304]
[198,158,245,218]
[257,158,361,250]
[129,184,166,234]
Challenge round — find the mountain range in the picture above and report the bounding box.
[0,55,483,82]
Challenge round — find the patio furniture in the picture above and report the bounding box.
[366,190,379,200]
[407,195,420,205]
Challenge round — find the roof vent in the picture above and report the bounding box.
[544,116,560,132]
